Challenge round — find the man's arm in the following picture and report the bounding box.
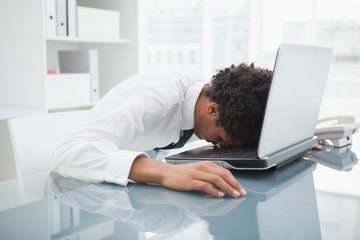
[129,156,247,198]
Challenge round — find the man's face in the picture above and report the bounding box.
[195,119,239,147]
[194,99,240,147]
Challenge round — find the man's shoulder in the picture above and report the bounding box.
[124,71,206,89]
[107,71,207,99]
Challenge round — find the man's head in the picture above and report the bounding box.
[194,63,272,147]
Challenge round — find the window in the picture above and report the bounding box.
[140,0,250,77]
[260,0,360,129]
[140,0,360,135]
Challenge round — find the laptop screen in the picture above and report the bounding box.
[258,44,333,158]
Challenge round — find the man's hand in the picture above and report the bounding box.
[312,144,323,150]
[129,156,246,198]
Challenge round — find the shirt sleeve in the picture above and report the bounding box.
[51,111,151,185]
[52,80,171,186]
[53,139,148,186]
[52,71,204,186]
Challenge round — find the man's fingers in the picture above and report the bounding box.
[195,171,245,198]
[191,180,226,198]
[161,161,247,198]
[194,162,247,198]
[204,162,245,192]
[312,144,323,150]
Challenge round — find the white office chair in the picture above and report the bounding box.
[7,110,89,178]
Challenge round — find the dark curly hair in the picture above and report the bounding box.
[205,63,273,147]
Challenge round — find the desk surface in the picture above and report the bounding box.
[0,145,359,240]
[0,105,42,120]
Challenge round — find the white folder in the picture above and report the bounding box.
[67,0,77,37]
[56,0,67,36]
[45,0,56,37]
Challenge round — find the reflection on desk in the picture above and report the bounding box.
[308,144,360,198]
[0,159,322,240]
[1,147,360,239]
[305,144,358,171]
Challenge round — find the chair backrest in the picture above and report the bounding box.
[7,110,88,178]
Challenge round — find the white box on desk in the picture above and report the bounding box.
[77,6,120,40]
[46,73,91,107]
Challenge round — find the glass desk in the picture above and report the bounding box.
[0,144,359,240]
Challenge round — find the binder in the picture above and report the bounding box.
[45,0,57,37]
[67,0,77,37]
[58,50,100,101]
[56,0,67,36]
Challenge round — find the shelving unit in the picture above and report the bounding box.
[46,36,132,44]
[0,0,140,181]
[0,0,139,113]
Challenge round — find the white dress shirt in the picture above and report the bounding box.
[52,71,208,186]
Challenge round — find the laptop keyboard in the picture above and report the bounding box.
[211,147,258,159]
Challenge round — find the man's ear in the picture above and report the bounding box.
[208,103,218,116]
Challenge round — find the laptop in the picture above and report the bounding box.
[165,43,333,170]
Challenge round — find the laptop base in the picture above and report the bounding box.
[165,137,318,170]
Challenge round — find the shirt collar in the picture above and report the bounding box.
[181,81,207,130]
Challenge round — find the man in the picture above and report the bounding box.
[52,63,272,198]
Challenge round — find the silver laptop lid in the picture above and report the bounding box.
[258,43,333,158]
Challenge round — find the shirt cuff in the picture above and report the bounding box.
[104,150,149,185]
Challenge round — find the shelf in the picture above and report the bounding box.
[47,102,96,112]
[0,106,43,120]
[0,0,139,114]
[46,36,131,44]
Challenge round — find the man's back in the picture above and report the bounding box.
[52,71,207,184]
